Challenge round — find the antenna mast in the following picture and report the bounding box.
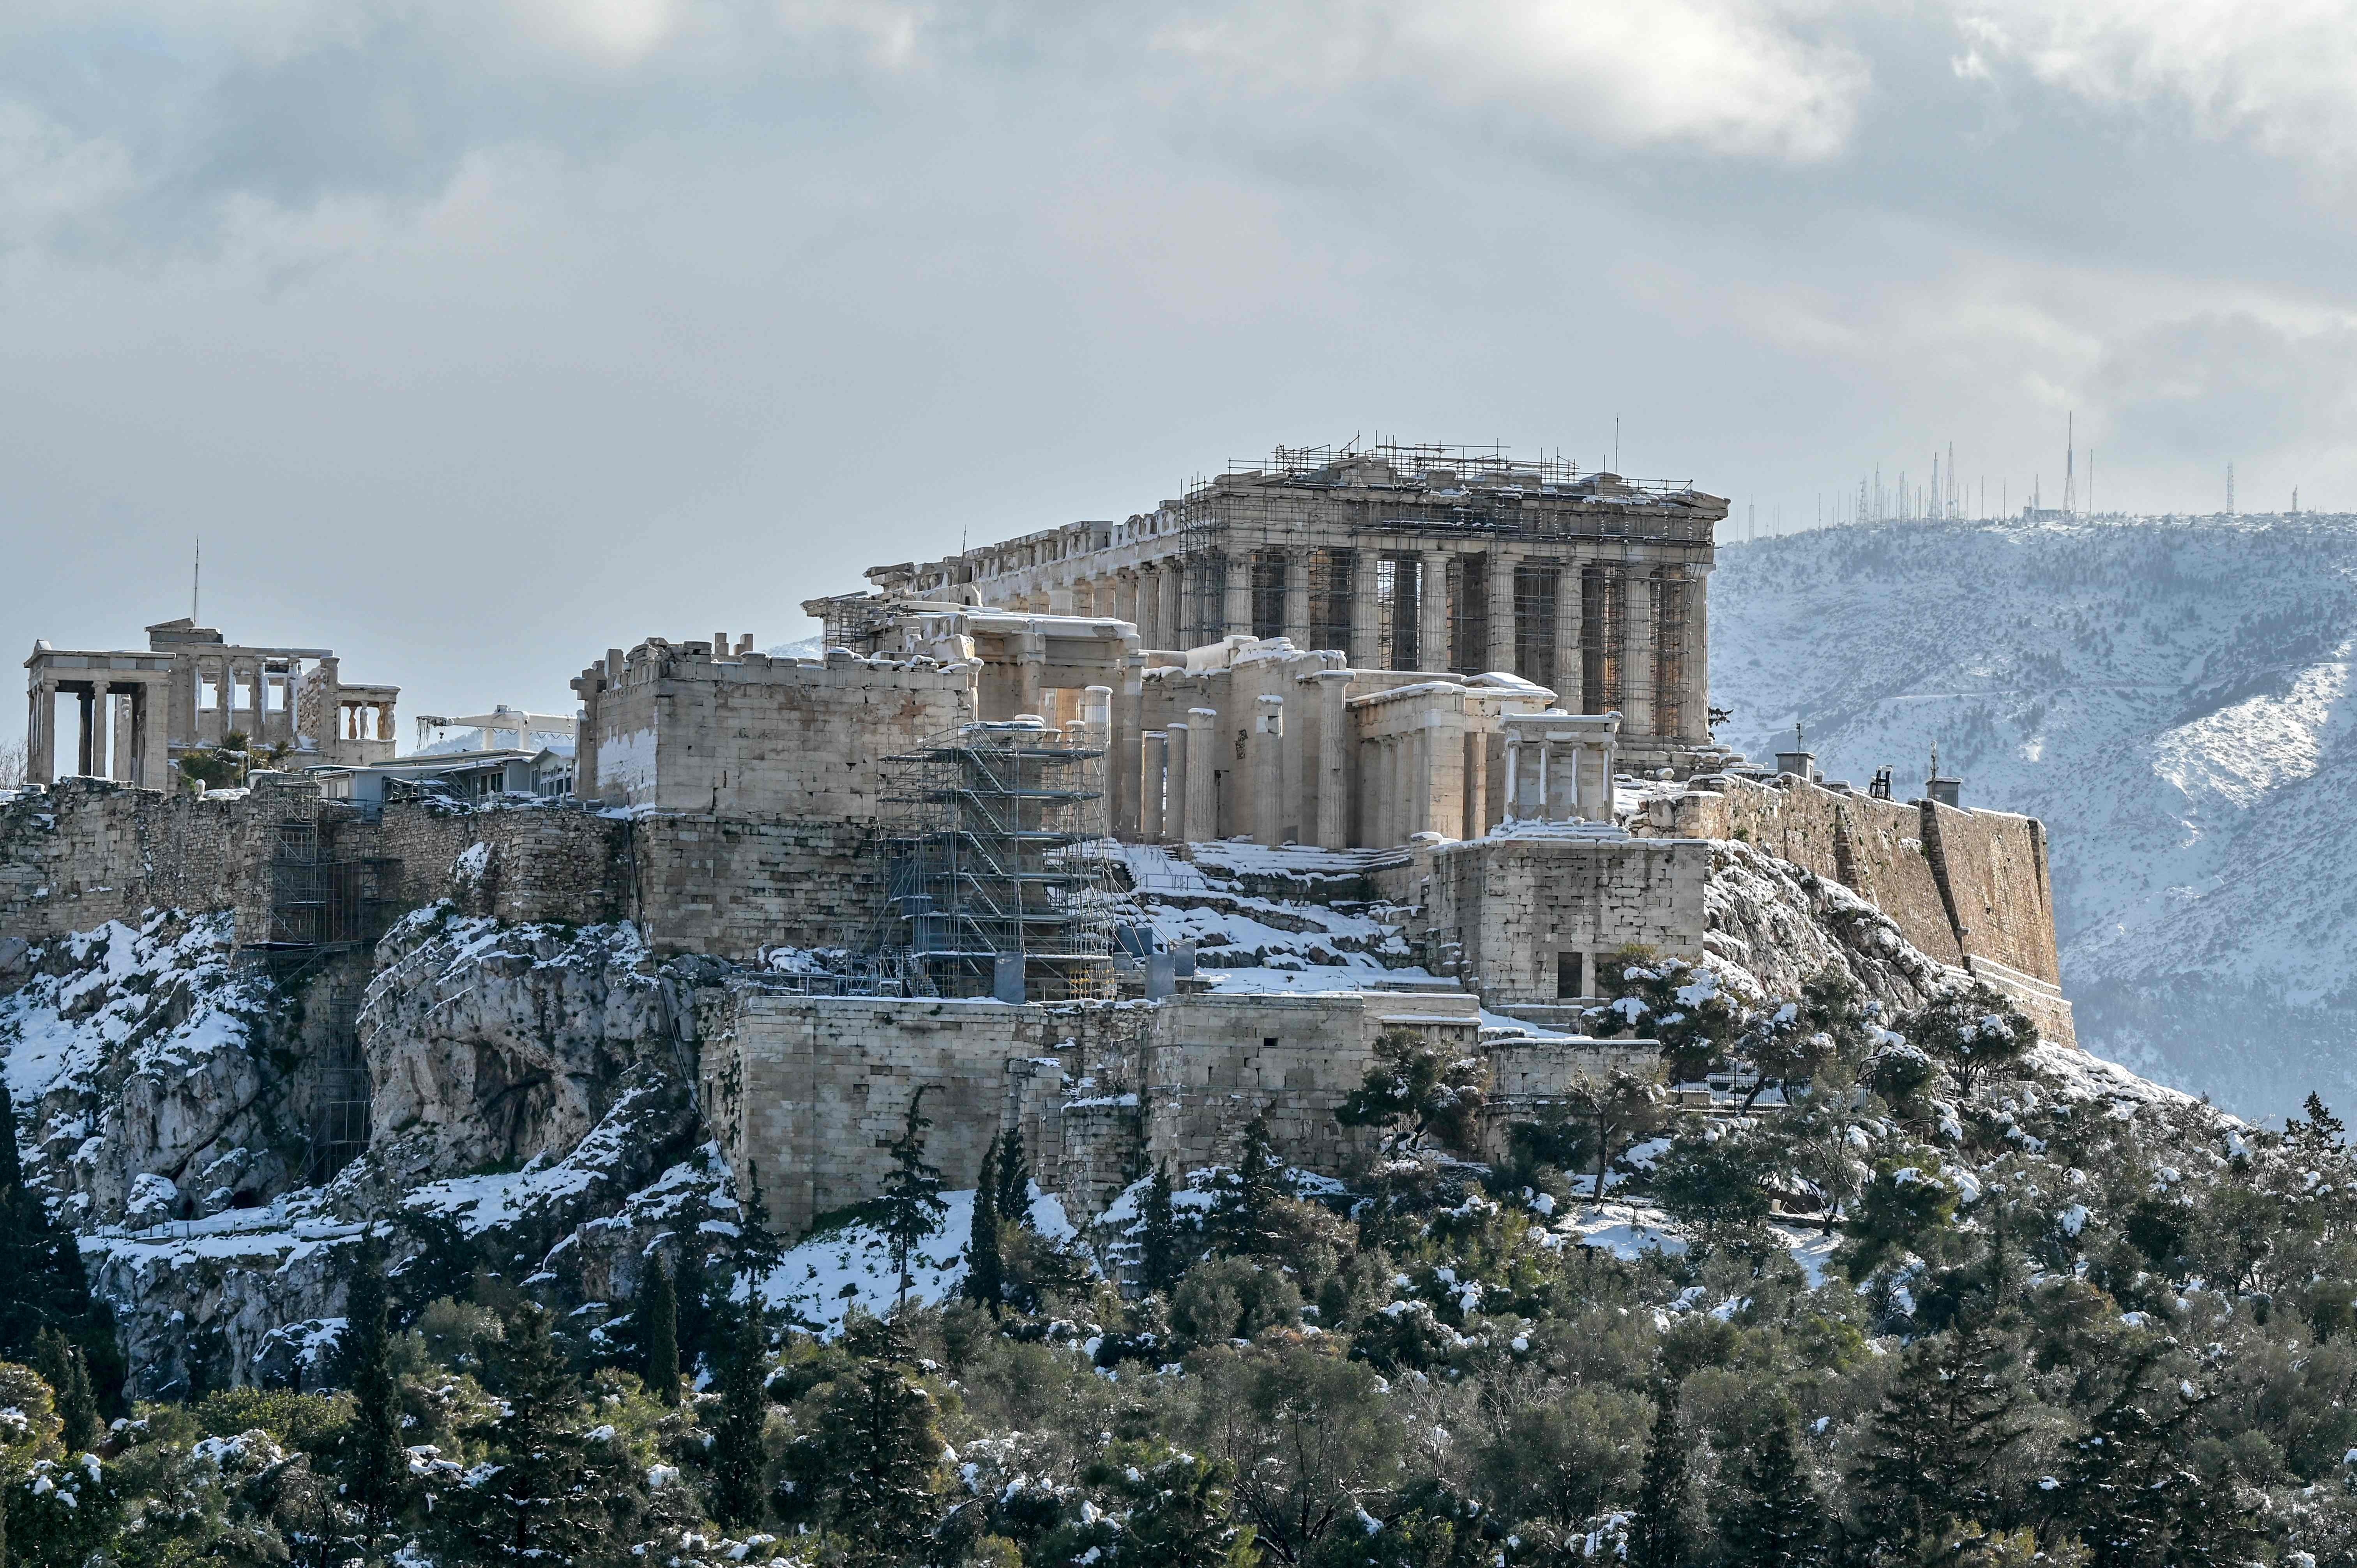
[193,537,201,623]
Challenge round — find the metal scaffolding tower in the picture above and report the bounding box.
[876,720,1117,1002]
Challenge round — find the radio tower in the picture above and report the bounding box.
[2062,412,2075,516]
[2228,462,2236,516]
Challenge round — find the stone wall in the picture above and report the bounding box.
[0,780,249,945]
[1643,775,2060,985]
[1424,834,1713,1005]
[626,814,877,958]
[702,987,1512,1229]
[578,643,973,819]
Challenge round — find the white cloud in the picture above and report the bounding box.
[1156,0,1871,162]
[1956,0,2357,167]
[0,100,135,247]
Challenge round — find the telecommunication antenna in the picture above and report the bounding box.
[193,537,201,623]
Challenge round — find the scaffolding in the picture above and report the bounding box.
[875,720,1118,1002]
[304,981,370,1184]
[259,819,400,951]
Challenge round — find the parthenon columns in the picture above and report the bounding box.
[1621,569,1655,738]
[1485,551,1516,674]
[1418,551,1450,676]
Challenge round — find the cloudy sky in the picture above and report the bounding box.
[7,0,2355,738]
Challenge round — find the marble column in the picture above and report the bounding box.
[1164,724,1191,846]
[1160,564,1184,651]
[1140,731,1168,841]
[1183,707,1219,841]
[1486,550,1517,675]
[1555,558,1585,711]
[1349,551,1380,670]
[1253,695,1285,847]
[1222,558,1251,641]
[1684,566,1711,742]
[88,685,110,779]
[1281,554,1309,648]
[1621,568,1656,739]
[1110,658,1143,838]
[27,678,55,787]
[1315,674,1350,849]
[1419,551,1451,673]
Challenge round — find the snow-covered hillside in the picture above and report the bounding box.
[1710,514,2357,1119]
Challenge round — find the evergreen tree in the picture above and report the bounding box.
[2292,1092,2347,1153]
[442,1301,638,1567]
[781,1314,941,1564]
[1898,982,2035,1101]
[994,1127,1033,1228]
[878,1088,947,1310]
[1138,1161,1187,1294]
[964,1135,1005,1318]
[1719,1397,1825,1568]
[709,1305,770,1527]
[1846,1321,2026,1559]
[642,1254,680,1406]
[33,1327,99,1453]
[0,1077,116,1401]
[1626,1384,1693,1568]
[2054,1347,2253,1568]
[338,1235,409,1538]
[737,1161,784,1279]
[1213,1113,1288,1259]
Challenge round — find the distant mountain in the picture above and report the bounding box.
[1710,514,2357,1119]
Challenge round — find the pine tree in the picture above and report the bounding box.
[1138,1161,1186,1294]
[815,1315,942,1564]
[709,1305,770,1527]
[878,1088,947,1310]
[995,1127,1032,1228]
[1213,1113,1287,1259]
[1720,1397,1825,1567]
[642,1254,680,1406]
[339,1236,409,1537]
[1846,1321,2026,1558]
[442,1301,638,1567]
[737,1162,784,1279]
[963,1135,1005,1318]
[1626,1384,1693,1568]
[1,1077,116,1401]
[34,1327,99,1453]
[2055,1347,2253,1568]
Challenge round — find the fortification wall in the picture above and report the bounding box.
[585,648,972,819]
[628,814,877,958]
[0,780,249,945]
[1426,835,1712,1005]
[704,988,1513,1229]
[1646,776,2059,984]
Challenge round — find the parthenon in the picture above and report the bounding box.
[825,440,1731,775]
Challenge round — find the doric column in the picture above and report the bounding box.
[1110,656,1143,839]
[1347,551,1379,669]
[1315,673,1349,849]
[1221,558,1251,641]
[1183,707,1219,841]
[1280,554,1309,648]
[1555,558,1585,711]
[1620,568,1655,738]
[1486,551,1517,675]
[247,664,265,729]
[1684,565,1712,742]
[1160,565,1184,651]
[1164,723,1190,844]
[1419,551,1451,673]
[1140,732,1168,841]
[1253,695,1285,846]
[1462,725,1487,839]
[1016,625,1045,717]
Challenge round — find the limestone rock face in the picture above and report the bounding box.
[1704,839,1947,1014]
[360,909,668,1185]
[0,912,302,1227]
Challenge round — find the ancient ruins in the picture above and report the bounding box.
[7,438,2073,1240]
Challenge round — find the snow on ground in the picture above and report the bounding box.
[1560,1199,1840,1286]
[748,1187,1082,1336]
[2,913,260,1107]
